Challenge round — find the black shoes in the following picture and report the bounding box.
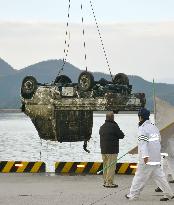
[155,187,162,192]
[169,180,174,183]
[155,187,174,201]
[160,196,174,201]
[125,194,130,199]
[103,184,118,188]
[160,198,169,201]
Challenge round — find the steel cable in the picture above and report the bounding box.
[57,0,71,77]
[89,0,113,81]
[81,3,88,71]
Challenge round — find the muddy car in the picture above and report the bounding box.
[21,71,145,151]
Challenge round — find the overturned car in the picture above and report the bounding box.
[21,71,145,151]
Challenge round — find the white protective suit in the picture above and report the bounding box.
[127,120,173,199]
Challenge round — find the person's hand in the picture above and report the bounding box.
[144,157,149,164]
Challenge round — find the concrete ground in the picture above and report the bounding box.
[0,173,174,205]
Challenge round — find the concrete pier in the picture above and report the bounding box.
[0,173,173,205]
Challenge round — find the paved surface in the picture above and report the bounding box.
[0,173,174,205]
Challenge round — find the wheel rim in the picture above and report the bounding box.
[80,75,91,90]
[23,80,35,93]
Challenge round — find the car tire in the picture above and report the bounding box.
[54,75,72,84]
[21,76,38,99]
[78,71,94,91]
[113,73,129,85]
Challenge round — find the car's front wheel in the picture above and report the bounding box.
[21,76,38,99]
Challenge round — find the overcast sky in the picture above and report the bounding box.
[1,0,174,23]
[0,0,174,83]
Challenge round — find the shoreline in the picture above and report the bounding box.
[0,109,153,114]
[0,109,21,113]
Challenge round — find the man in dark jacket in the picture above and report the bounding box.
[99,112,124,188]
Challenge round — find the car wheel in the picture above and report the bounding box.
[21,76,38,99]
[113,73,129,85]
[78,71,94,91]
[54,75,72,84]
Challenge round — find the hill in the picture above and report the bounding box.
[0,58,174,110]
[0,58,17,77]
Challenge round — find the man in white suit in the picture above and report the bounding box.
[125,108,174,201]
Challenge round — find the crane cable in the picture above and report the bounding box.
[57,0,71,76]
[57,0,113,81]
[81,3,88,72]
[89,0,113,81]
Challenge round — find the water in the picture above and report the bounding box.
[0,112,154,172]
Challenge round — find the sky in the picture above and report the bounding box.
[1,0,174,23]
[1,0,174,83]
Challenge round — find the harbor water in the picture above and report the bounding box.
[0,111,154,172]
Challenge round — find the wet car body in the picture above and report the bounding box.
[21,72,146,147]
